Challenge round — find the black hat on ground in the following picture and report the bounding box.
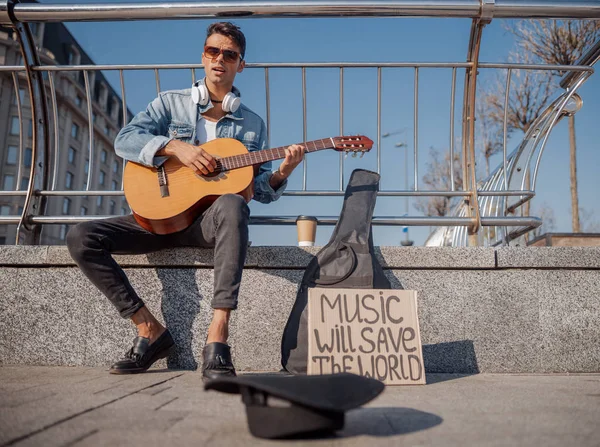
[204,373,385,439]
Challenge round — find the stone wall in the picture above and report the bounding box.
[1,246,599,373]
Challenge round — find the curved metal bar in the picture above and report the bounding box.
[12,20,50,244]
[462,19,485,240]
[5,0,600,24]
[48,71,61,191]
[519,97,570,192]
[502,68,511,191]
[449,67,457,191]
[560,39,600,89]
[11,71,23,191]
[83,70,94,191]
[531,75,590,189]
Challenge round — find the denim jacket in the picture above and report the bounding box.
[114,80,287,204]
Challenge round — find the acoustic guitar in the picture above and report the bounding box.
[123,135,373,234]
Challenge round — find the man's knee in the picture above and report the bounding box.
[213,194,250,224]
[66,222,97,260]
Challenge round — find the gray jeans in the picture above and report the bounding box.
[67,194,249,318]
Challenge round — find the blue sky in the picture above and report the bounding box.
[45,0,600,246]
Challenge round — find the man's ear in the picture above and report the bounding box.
[237,59,245,74]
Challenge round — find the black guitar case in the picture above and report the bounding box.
[281,169,402,374]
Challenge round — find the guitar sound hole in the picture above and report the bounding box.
[196,168,226,181]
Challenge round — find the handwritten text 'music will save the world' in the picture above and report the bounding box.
[311,291,423,382]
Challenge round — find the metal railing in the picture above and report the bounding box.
[0,0,599,245]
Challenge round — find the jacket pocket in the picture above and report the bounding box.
[167,122,193,140]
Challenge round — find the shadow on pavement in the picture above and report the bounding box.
[337,407,443,437]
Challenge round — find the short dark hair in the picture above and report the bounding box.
[205,22,246,60]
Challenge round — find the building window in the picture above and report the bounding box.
[111,180,118,191]
[20,177,29,190]
[65,171,74,189]
[104,125,110,136]
[62,198,71,214]
[10,117,19,135]
[96,196,103,208]
[3,175,14,190]
[0,205,11,215]
[7,146,18,165]
[13,88,26,105]
[92,112,97,124]
[109,200,115,215]
[68,147,76,164]
[80,206,87,216]
[84,159,89,175]
[112,160,119,174]
[67,47,79,65]
[24,148,32,167]
[99,170,105,186]
[59,225,68,241]
[71,123,79,140]
[121,207,127,215]
[27,120,33,138]
[75,95,82,107]
[0,236,6,245]
[101,149,107,164]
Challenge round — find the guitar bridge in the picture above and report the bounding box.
[157,166,169,198]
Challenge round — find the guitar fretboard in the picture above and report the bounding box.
[216,138,334,172]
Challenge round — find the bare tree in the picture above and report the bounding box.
[415,148,463,217]
[507,20,600,232]
[580,207,600,233]
[480,53,554,135]
[532,203,556,238]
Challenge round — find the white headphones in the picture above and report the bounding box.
[191,80,241,113]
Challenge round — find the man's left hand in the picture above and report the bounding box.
[278,144,305,178]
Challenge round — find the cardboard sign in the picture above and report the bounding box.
[307,288,425,385]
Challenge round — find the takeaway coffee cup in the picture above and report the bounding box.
[296,216,317,246]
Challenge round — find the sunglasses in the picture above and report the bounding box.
[203,46,241,63]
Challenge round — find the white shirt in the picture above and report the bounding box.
[196,117,217,144]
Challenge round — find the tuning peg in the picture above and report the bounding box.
[344,152,349,159]
[352,152,357,158]
[360,152,365,158]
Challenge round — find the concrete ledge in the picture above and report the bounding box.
[1,246,599,373]
[14,246,496,268]
[496,247,600,268]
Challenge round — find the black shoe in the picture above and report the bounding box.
[110,329,174,374]
[202,342,236,381]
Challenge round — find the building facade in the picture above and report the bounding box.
[0,21,132,245]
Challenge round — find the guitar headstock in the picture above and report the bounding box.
[331,135,373,156]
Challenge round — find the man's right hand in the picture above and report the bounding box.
[160,140,217,175]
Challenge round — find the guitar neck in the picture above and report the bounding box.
[218,138,335,171]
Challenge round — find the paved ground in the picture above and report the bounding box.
[0,367,599,447]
